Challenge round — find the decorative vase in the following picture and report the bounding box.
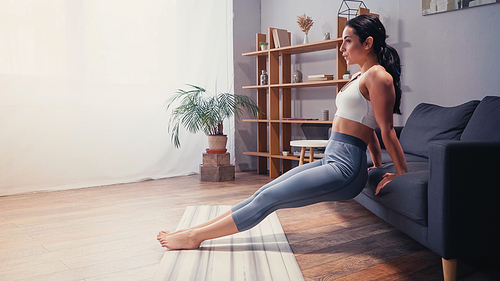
[207,134,228,154]
[321,110,329,121]
[260,70,268,85]
[303,33,309,44]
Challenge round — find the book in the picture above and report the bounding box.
[308,74,334,79]
[272,28,290,48]
[308,74,334,82]
[276,28,290,47]
[308,77,333,81]
[272,29,280,48]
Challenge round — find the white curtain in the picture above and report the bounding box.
[0,0,234,196]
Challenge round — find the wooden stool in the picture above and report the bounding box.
[290,140,328,165]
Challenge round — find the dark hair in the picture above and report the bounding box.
[346,14,402,114]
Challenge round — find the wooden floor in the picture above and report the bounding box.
[0,172,498,281]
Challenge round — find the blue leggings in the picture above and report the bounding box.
[231,132,368,232]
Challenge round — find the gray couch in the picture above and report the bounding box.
[355,95,500,280]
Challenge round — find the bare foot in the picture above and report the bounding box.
[157,230,188,245]
[157,229,202,250]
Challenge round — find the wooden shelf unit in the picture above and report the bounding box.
[242,20,350,178]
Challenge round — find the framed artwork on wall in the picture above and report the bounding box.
[422,0,500,15]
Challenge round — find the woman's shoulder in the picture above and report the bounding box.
[364,65,393,87]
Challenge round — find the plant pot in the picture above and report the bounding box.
[261,45,268,51]
[343,74,350,80]
[207,134,228,154]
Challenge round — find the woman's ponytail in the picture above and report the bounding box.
[378,44,402,114]
[346,14,402,114]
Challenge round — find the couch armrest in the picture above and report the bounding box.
[427,140,500,259]
[375,126,404,149]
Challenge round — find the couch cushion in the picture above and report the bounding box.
[399,101,480,158]
[362,162,429,226]
[366,149,428,167]
[461,96,500,141]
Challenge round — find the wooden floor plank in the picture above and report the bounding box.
[0,245,49,264]
[40,222,168,253]
[331,250,441,281]
[0,260,69,281]
[0,234,158,273]
[85,263,158,281]
[16,252,163,281]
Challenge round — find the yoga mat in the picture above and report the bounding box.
[153,206,304,281]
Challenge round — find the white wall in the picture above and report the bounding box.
[0,0,233,196]
[259,0,500,129]
[397,0,500,113]
[233,0,261,171]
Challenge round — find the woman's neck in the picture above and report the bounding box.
[358,55,380,74]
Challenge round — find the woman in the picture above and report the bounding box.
[157,14,408,250]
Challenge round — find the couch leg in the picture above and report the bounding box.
[442,258,457,281]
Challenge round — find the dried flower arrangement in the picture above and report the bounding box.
[297,13,314,34]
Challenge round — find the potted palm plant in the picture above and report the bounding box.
[166,84,259,153]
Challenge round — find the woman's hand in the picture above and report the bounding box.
[375,172,397,195]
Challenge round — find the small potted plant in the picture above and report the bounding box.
[165,84,259,152]
[259,41,269,51]
[343,70,351,80]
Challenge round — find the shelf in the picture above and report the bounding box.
[243,151,270,157]
[243,119,332,124]
[242,38,343,57]
[278,80,348,88]
[243,152,318,163]
[273,155,300,161]
[243,79,348,89]
[242,119,269,123]
[275,120,332,124]
[242,85,269,89]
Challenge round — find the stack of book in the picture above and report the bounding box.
[307,74,334,81]
[272,28,290,48]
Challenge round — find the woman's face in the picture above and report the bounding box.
[339,26,366,65]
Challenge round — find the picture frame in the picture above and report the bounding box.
[422,0,500,15]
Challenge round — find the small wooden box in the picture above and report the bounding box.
[200,165,235,182]
[202,153,230,167]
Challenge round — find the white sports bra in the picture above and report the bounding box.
[335,73,377,129]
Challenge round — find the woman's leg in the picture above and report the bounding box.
[157,209,233,243]
[158,133,367,250]
[157,212,238,250]
[159,160,365,249]
[232,160,323,213]
[158,160,324,246]
[157,161,322,249]
[232,141,367,232]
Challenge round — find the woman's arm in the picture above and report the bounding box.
[367,130,382,169]
[366,67,408,194]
